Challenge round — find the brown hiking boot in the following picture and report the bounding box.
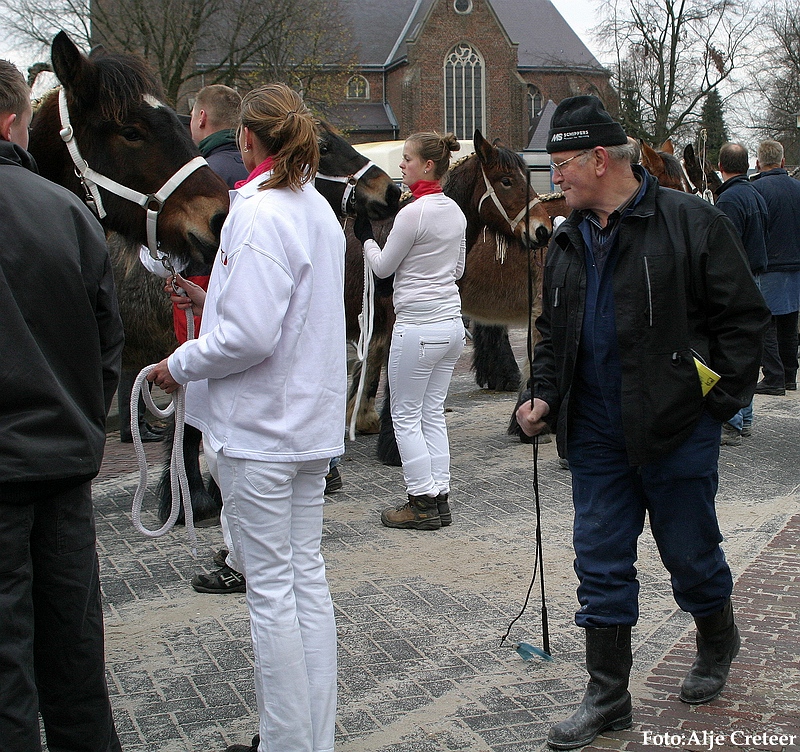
[381,493,441,530]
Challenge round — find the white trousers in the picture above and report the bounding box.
[388,317,465,496]
[201,444,241,573]
[215,454,337,752]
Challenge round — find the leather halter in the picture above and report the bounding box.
[315,160,378,215]
[58,88,208,259]
[477,164,541,234]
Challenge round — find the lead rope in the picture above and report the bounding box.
[348,218,376,441]
[129,280,197,559]
[698,129,715,204]
[500,166,552,662]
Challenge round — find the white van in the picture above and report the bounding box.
[354,139,555,195]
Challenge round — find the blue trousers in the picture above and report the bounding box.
[567,410,733,628]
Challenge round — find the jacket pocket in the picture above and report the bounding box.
[645,350,704,438]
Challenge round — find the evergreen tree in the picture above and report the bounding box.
[700,89,728,165]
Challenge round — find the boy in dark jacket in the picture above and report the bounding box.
[0,59,125,752]
[516,96,769,750]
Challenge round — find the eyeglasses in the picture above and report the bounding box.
[551,149,591,177]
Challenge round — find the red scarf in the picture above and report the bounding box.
[234,156,275,189]
[409,179,443,198]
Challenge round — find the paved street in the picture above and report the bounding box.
[89,330,799,752]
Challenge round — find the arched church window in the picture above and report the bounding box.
[346,75,369,100]
[443,43,485,140]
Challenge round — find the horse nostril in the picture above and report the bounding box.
[535,225,551,246]
[210,210,227,240]
[387,183,401,205]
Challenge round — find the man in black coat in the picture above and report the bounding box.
[0,59,125,751]
[751,139,800,395]
[516,96,769,750]
[715,142,769,444]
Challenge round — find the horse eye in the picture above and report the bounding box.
[501,177,513,187]
[120,127,143,142]
[319,143,329,155]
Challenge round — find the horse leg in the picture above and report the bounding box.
[472,323,521,391]
[375,381,402,466]
[157,423,222,525]
[346,360,381,434]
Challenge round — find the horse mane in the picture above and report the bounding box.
[442,143,524,209]
[82,50,164,124]
[657,149,685,186]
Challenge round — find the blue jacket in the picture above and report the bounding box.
[715,175,769,274]
[750,168,800,272]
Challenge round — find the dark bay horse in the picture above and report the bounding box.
[29,32,229,266]
[682,143,722,200]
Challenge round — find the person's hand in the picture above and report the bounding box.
[146,358,181,394]
[166,274,206,317]
[353,212,375,244]
[516,397,551,437]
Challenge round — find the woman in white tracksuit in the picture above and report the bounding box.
[148,84,346,752]
[354,132,467,530]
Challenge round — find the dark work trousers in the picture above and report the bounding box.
[568,410,733,628]
[0,482,121,752]
[760,311,799,386]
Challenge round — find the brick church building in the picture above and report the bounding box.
[326,0,614,150]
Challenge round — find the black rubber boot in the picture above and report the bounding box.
[547,626,633,750]
[225,734,259,752]
[680,598,740,704]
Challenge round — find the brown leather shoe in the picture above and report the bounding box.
[381,493,441,530]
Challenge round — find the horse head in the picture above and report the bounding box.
[682,143,722,199]
[444,131,551,251]
[315,121,401,220]
[28,31,229,268]
[640,139,688,191]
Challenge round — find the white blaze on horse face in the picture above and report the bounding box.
[143,94,165,109]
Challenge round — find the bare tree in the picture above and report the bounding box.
[750,1,800,163]
[595,0,757,146]
[0,0,356,108]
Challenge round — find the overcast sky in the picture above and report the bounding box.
[550,0,602,57]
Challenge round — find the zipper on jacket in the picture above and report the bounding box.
[643,256,653,326]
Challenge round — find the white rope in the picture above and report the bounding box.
[129,303,197,557]
[348,239,376,441]
[698,129,715,204]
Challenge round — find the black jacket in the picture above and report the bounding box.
[0,140,124,494]
[750,168,800,273]
[533,173,770,466]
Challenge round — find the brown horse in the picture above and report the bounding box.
[363,133,554,463]
[640,140,690,192]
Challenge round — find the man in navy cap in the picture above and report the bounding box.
[516,96,769,749]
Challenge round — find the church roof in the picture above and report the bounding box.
[343,0,603,71]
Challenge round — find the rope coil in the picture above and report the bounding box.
[129,290,197,558]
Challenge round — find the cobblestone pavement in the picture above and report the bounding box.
[85,330,799,752]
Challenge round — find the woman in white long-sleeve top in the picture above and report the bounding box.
[148,83,346,752]
[354,132,467,530]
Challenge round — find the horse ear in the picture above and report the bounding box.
[51,31,95,96]
[89,44,108,60]
[474,130,493,165]
[660,139,674,154]
[683,143,696,164]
